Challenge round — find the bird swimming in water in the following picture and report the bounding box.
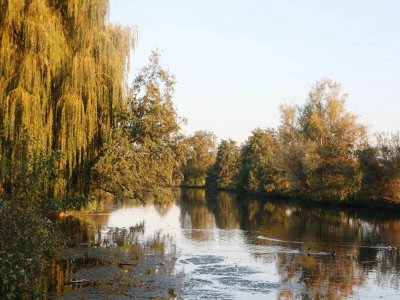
[331,251,336,257]
[299,248,311,255]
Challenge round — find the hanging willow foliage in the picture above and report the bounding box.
[0,0,135,198]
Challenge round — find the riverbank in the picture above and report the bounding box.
[189,186,400,212]
[51,246,181,299]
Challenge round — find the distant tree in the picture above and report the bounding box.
[277,104,321,195]
[278,103,298,146]
[298,79,366,150]
[238,128,289,194]
[125,50,187,188]
[358,133,400,202]
[92,51,186,201]
[207,139,240,190]
[278,79,366,200]
[181,131,217,187]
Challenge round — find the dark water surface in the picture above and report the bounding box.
[52,189,400,299]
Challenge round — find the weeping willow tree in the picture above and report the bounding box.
[0,0,134,199]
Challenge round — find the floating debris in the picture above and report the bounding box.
[64,279,92,286]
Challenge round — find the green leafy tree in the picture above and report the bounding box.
[278,79,366,200]
[0,150,64,299]
[298,79,366,200]
[207,139,240,190]
[358,133,400,202]
[181,131,217,187]
[92,51,186,201]
[238,128,289,193]
[125,50,187,190]
[277,104,321,195]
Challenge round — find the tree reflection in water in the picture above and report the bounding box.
[178,189,216,241]
[44,189,400,299]
[179,189,400,299]
[46,211,178,298]
[250,200,400,299]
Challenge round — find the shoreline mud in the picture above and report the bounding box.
[50,246,182,299]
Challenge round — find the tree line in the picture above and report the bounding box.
[94,56,400,207]
[204,80,400,205]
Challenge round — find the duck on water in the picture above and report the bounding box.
[299,248,336,257]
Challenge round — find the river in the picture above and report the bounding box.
[49,189,400,299]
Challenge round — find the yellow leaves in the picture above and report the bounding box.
[56,94,87,172]
[0,0,135,197]
[0,0,26,31]
[279,104,296,126]
[326,97,342,122]
[4,87,51,154]
[309,112,324,134]
[298,79,366,151]
[0,30,16,76]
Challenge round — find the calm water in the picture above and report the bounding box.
[53,189,400,299]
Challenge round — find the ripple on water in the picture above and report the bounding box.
[217,276,279,291]
[180,255,225,265]
[178,254,279,299]
[195,264,260,276]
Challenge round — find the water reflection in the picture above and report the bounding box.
[50,189,400,299]
[48,213,179,299]
[178,189,217,241]
[176,190,400,299]
[275,207,400,298]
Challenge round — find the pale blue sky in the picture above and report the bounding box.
[110,0,400,142]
